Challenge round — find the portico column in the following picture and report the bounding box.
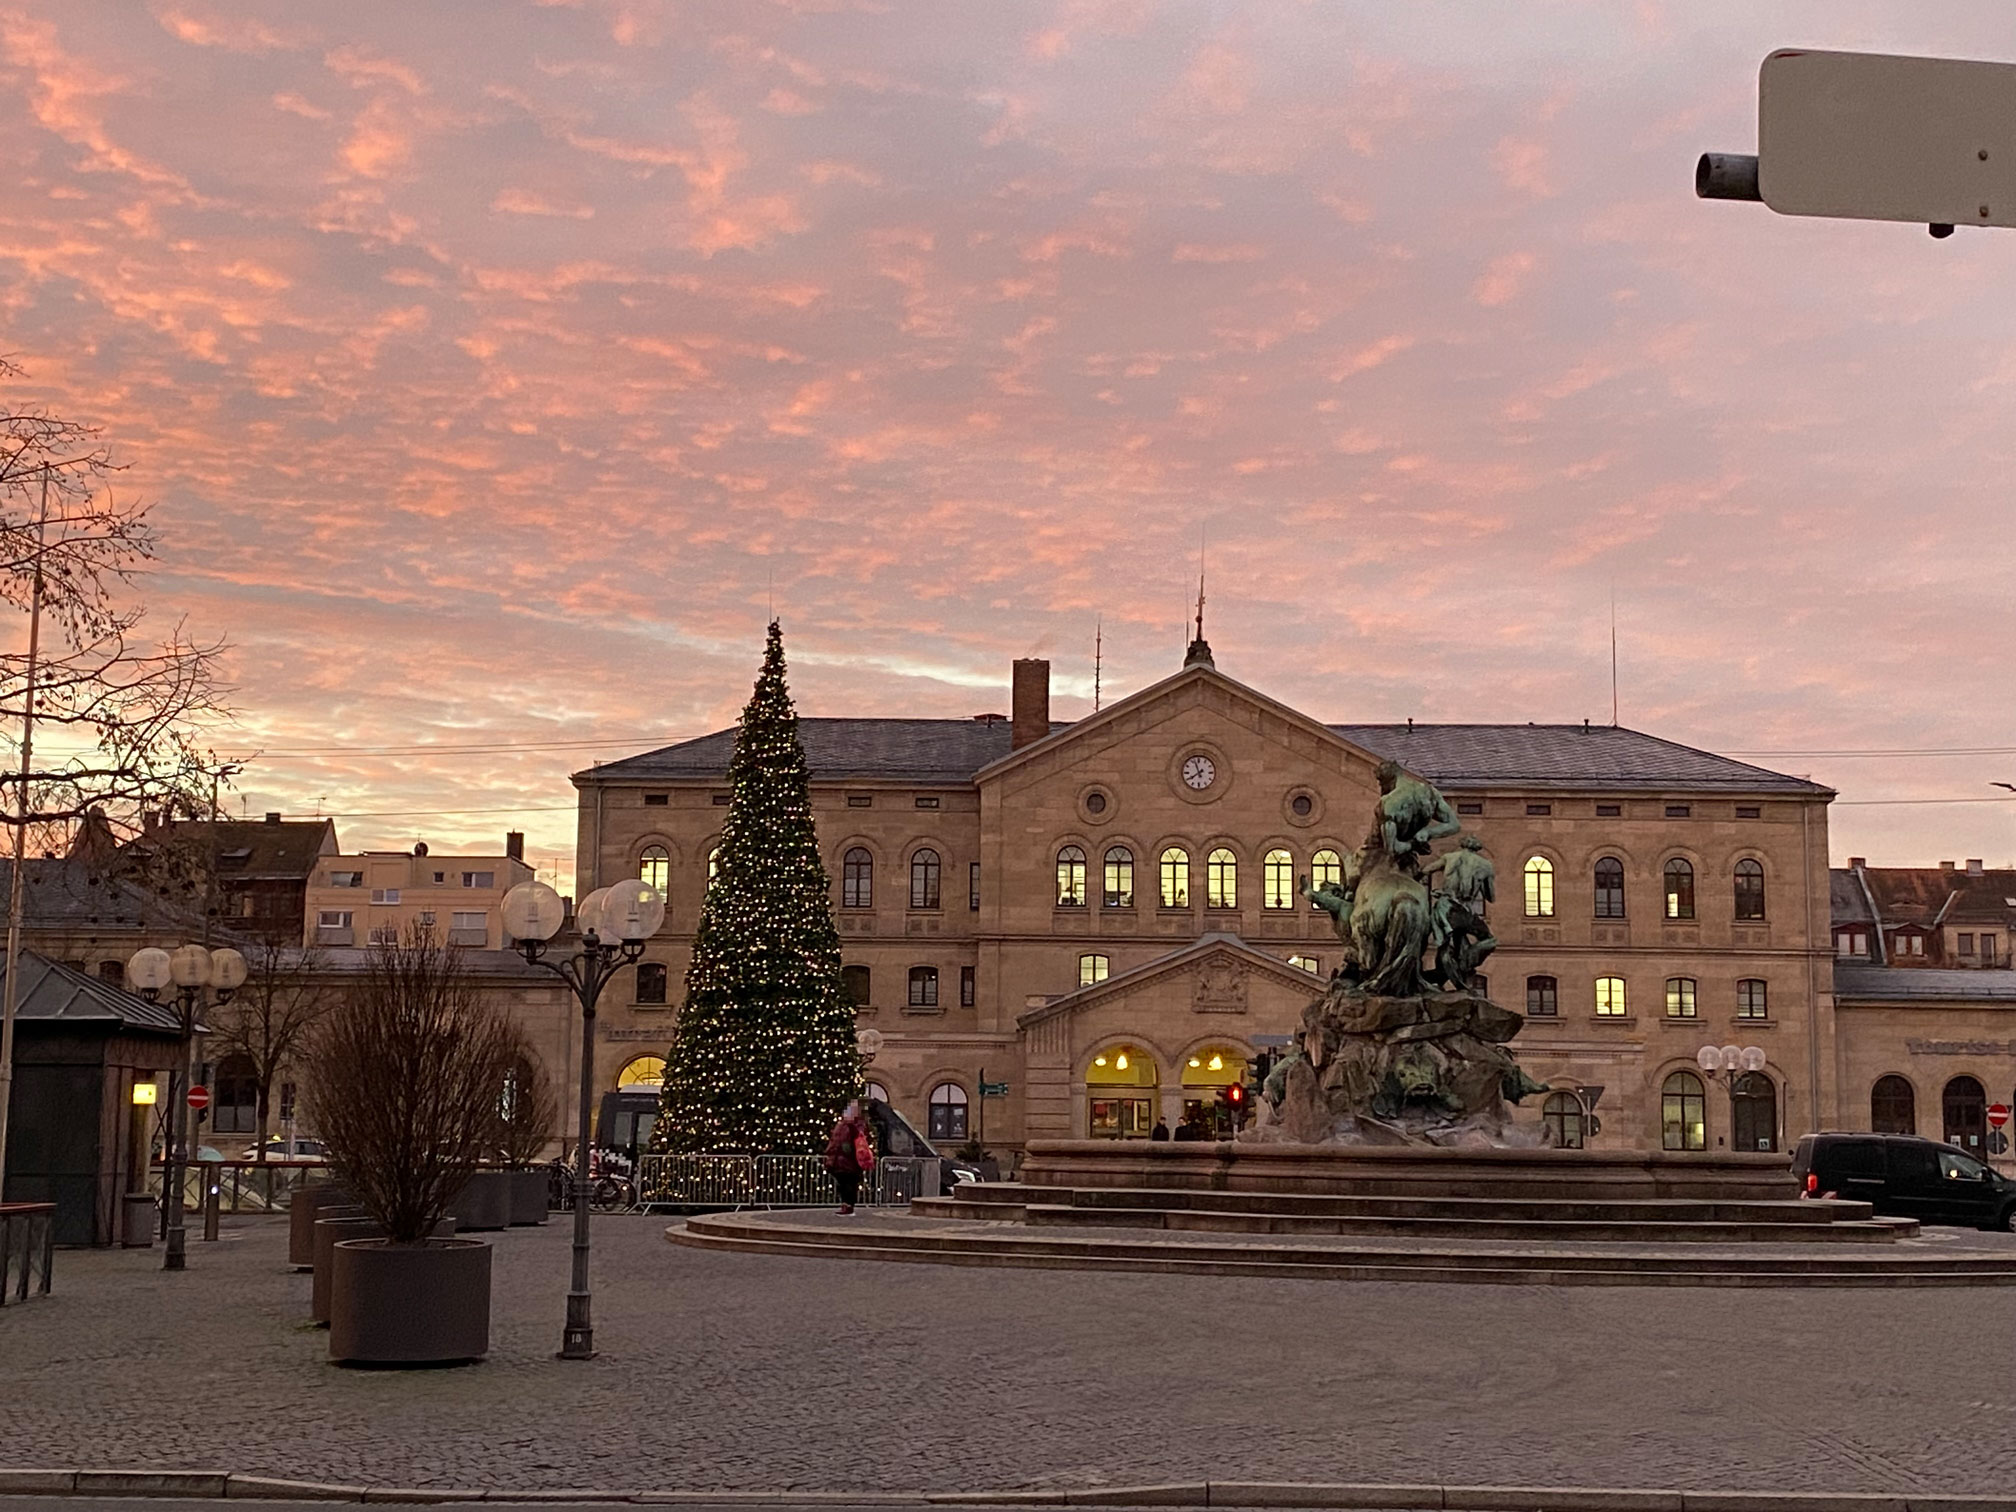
[1161,1086,1185,1129]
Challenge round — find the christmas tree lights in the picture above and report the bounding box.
[651,621,862,1154]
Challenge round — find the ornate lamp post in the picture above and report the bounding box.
[1696,1043,1769,1151]
[501,875,664,1361]
[126,943,248,1271]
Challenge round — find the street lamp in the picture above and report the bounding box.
[1696,1043,1769,1152]
[502,875,664,1361]
[127,942,247,1271]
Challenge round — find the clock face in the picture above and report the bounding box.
[1181,754,1217,790]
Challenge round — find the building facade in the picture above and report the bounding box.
[305,836,535,951]
[575,645,1840,1158]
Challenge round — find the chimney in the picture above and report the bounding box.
[1011,659,1050,751]
[1968,859,1985,876]
[505,831,525,862]
[1941,860,1957,871]
[264,812,282,824]
[1848,857,1866,869]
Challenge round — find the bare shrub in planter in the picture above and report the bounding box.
[494,1031,559,1225]
[305,929,519,1244]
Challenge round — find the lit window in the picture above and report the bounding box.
[1056,846,1087,908]
[1663,859,1695,920]
[1665,977,1697,1018]
[1263,849,1295,910]
[842,848,872,909]
[706,847,721,882]
[1288,954,1321,975]
[909,848,941,910]
[1593,858,1625,919]
[1206,848,1238,908]
[1159,848,1190,908]
[1104,847,1134,908]
[617,1055,665,1088]
[1595,976,1626,1017]
[1523,857,1554,917]
[907,966,938,1008]
[1078,953,1110,987]
[639,845,669,895]
[1736,979,1768,1020]
[1734,858,1766,920]
[1310,849,1343,894]
[1662,1071,1706,1150]
[928,1083,969,1142]
[1525,975,1558,1017]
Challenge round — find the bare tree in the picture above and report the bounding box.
[493,1025,559,1168]
[304,929,520,1244]
[206,926,333,1159]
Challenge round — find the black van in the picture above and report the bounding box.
[1791,1132,2016,1230]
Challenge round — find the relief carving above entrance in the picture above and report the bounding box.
[1193,957,1249,1014]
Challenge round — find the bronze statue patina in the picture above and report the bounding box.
[1248,765,1550,1148]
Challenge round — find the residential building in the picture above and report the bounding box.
[124,813,339,938]
[573,643,1838,1157]
[305,835,536,951]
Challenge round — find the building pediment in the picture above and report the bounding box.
[1017,931,1323,1030]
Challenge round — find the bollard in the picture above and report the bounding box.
[203,1173,221,1241]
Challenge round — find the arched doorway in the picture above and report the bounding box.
[1086,1046,1157,1140]
[1730,1071,1778,1152]
[1944,1075,1987,1154]
[1179,1045,1248,1138]
[1871,1075,1915,1135]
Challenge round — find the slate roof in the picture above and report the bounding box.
[1844,866,2016,928]
[0,857,212,933]
[1833,963,2016,1003]
[579,716,1825,795]
[133,818,336,880]
[1831,869,1878,926]
[2,949,187,1034]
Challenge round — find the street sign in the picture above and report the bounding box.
[185,1085,211,1111]
[1759,50,2016,229]
[980,1080,1009,1097]
[1990,1103,2010,1129]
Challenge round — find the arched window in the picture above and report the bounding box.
[1263,849,1295,910]
[1944,1075,1987,1153]
[863,1080,890,1105]
[1525,975,1558,1017]
[1872,1074,1916,1135]
[213,1053,258,1136]
[1056,846,1087,908]
[1734,858,1766,920]
[842,847,872,909]
[1523,856,1554,917]
[1542,1091,1584,1149]
[1593,857,1625,919]
[907,966,939,1008]
[1206,848,1238,908]
[1736,979,1768,1020]
[1594,976,1626,1017]
[1086,1045,1158,1139]
[928,1083,970,1142]
[1159,848,1190,908]
[1662,1070,1706,1150]
[639,844,670,896]
[1103,847,1134,908]
[617,1055,665,1088]
[909,848,941,910]
[841,964,871,1008]
[1663,858,1695,920]
[1310,848,1343,896]
[1078,953,1110,987]
[1731,1071,1777,1152]
[707,846,722,881]
[1664,977,1697,1018]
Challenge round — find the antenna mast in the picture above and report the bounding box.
[1093,618,1103,712]
[1609,586,1619,727]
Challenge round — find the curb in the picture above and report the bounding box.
[0,1473,1998,1511]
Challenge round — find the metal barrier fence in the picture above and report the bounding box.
[634,1153,939,1210]
[0,1202,55,1304]
[146,1159,338,1214]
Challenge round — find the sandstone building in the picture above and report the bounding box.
[574,643,1842,1158]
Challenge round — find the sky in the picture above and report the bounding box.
[1,0,2014,890]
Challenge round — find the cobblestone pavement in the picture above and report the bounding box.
[5,1214,2016,1496]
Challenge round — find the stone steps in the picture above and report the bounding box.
[1015,1203,1907,1244]
[669,1212,2016,1287]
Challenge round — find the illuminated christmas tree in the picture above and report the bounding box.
[652,621,861,1154]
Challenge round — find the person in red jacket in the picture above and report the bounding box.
[822,1100,876,1214]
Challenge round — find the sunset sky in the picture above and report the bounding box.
[4,1,2015,890]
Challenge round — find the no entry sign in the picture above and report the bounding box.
[1988,1103,2010,1130]
[186,1084,211,1111]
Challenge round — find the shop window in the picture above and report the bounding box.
[1523,857,1554,917]
[1086,1046,1158,1140]
[1662,1071,1706,1151]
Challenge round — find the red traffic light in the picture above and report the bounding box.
[1226,1083,1245,1105]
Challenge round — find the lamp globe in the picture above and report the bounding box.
[600,878,666,942]
[576,887,613,940]
[502,880,566,943]
[127,947,173,996]
[209,947,248,994]
[168,943,212,989]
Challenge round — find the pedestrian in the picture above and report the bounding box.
[1172,1118,1198,1143]
[1150,1118,1170,1142]
[823,1099,876,1214]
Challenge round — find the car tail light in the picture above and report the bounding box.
[1805,1173,1819,1194]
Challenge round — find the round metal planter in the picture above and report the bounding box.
[328,1237,491,1366]
[288,1186,354,1270]
[310,1213,376,1325]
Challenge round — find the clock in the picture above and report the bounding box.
[1181,754,1217,791]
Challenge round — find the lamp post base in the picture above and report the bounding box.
[557,1291,594,1360]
